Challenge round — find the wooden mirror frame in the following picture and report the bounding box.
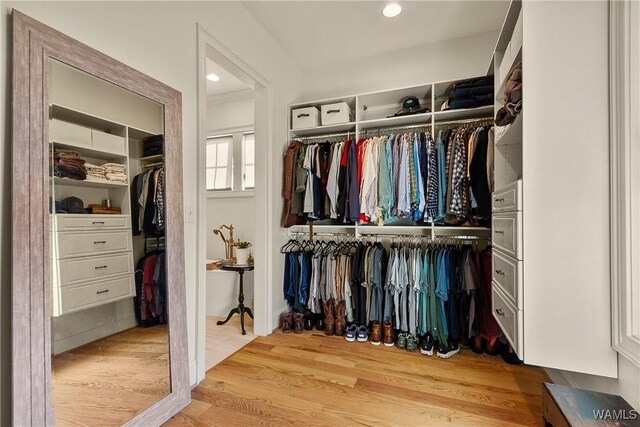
[11,10,190,426]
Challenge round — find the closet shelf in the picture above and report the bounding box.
[496,45,522,101]
[51,141,127,161]
[432,105,495,122]
[289,122,356,137]
[53,176,128,189]
[140,154,163,162]
[494,113,522,146]
[358,112,432,130]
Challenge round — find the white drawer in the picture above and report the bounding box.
[492,212,523,260]
[50,119,92,149]
[58,252,134,286]
[492,249,523,309]
[55,214,130,231]
[56,230,132,259]
[492,284,523,359]
[492,180,522,212]
[92,130,125,155]
[61,274,134,314]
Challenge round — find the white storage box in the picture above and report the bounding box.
[50,119,92,149]
[321,102,352,126]
[292,107,320,129]
[92,130,125,155]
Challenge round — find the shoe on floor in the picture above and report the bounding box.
[370,321,382,345]
[382,322,395,347]
[396,332,408,350]
[282,311,293,334]
[436,342,460,359]
[356,325,369,342]
[405,334,418,352]
[419,334,435,356]
[345,324,358,342]
[293,312,304,334]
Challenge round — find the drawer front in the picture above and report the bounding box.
[492,249,523,308]
[492,212,522,260]
[50,119,92,149]
[57,230,132,259]
[61,274,134,314]
[92,130,125,155]
[492,284,523,359]
[55,214,130,231]
[492,180,522,212]
[58,252,134,286]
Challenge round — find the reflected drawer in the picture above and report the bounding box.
[492,212,522,260]
[55,214,130,231]
[58,252,134,286]
[61,274,134,314]
[492,249,523,308]
[92,130,125,155]
[492,283,523,359]
[56,230,132,259]
[492,180,522,212]
[50,119,91,149]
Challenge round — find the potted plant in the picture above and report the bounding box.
[235,241,252,265]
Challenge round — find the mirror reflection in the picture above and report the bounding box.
[48,59,170,425]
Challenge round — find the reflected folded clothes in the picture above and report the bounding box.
[448,84,494,100]
[105,172,127,182]
[54,158,86,180]
[54,149,82,160]
[494,102,521,126]
[447,95,493,110]
[102,162,126,172]
[85,162,106,179]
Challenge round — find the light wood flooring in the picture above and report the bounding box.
[52,325,170,426]
[166,330,550,426]
[206,316,256,370]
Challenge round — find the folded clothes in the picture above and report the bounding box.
[447,94,493,111]
[448,84,494,100]
[105,172,127,182]
[495,63,522,127]
[54,149,82,160]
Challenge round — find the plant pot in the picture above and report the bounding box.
[236,248,250,265]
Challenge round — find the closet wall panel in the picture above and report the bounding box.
[521,0,617,378]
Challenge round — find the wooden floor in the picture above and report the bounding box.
[206,316,256,371]
[166,330,550,426]
[52,325,170,426]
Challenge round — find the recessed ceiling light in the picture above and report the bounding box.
[206,73,220,82]
[383,3,402,18]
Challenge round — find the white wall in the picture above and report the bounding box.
[206,92,255,317]
[301,31,498,101]
[0,2,301,421]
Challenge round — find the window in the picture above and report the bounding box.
[206,130,255,193]
[206,135,233,190]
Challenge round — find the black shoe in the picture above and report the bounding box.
[303,312,314,330]
[436,342,460,359]
[419,334,435,356]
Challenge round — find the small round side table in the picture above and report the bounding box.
[217,264,254,335]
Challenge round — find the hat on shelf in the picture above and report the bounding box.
[60,196,86,214]
[391,96,430,117]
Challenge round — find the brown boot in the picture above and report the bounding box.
[282,311,293,333]
[323,299,335,336]
[382,321,394,347]
[334,300,346,336]
[370,321,382,345]
[293,312,304,334]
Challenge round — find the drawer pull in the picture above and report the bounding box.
[94,265,108,270]
[495,308,505,316]
[326,109,340,114]
[495,269,504,275]
[92,221,105,225]
[297,113,310,118]
[495,197,505,202]
[495,230,504,235]
[93,241,107,244]
[96,289,109,295]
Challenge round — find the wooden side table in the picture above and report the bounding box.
[217,264,254,335]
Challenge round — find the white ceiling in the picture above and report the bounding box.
[206,57,252,96]
[242,1,509,69]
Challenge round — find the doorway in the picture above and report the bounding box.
[195,25,272,383]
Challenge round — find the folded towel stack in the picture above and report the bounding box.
[85,162,106,180]
[102,162,127,183]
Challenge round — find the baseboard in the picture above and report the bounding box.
[545,368,578,388]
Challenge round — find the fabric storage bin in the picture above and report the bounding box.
[50,119,92,149]
[321,102,352,125]
[142,134,164,157]
[292,107,320,129]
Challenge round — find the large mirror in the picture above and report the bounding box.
[12,11,189,426]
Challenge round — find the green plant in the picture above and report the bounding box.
[236,241,251,249]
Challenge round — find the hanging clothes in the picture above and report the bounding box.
[131,167,165,237]
[134,250,167,327]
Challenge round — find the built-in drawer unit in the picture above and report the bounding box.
[56,230,132,259]
[55,214,131,231]
[60,274,135,314]
[91,129,125,155]
[492,249,523,308]
[50,119,92,149]
[492,284,523,359]
[492,179,522,213]
[492,212,523,260]
[58,252,134,286]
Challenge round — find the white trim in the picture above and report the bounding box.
[206,125,253,138]
[207,88,254,106]
[206,190,254,199]
[610,0,640,368]
[195,24,273,386]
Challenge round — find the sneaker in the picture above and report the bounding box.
[356,325,369,342]
[345,324,357,343]
[406,334,418,352]
[419,334,435,356]
[395,332,408,349]
[436,342,460,359]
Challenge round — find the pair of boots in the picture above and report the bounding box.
[322,298,345,336]
[282,311,304,334]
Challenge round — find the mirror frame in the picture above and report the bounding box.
[11,10,190,426]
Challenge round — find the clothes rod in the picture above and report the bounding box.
[363,122,432,134]
[296,131,351,141]
[434,116,494,127]
[288,229,490,240]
